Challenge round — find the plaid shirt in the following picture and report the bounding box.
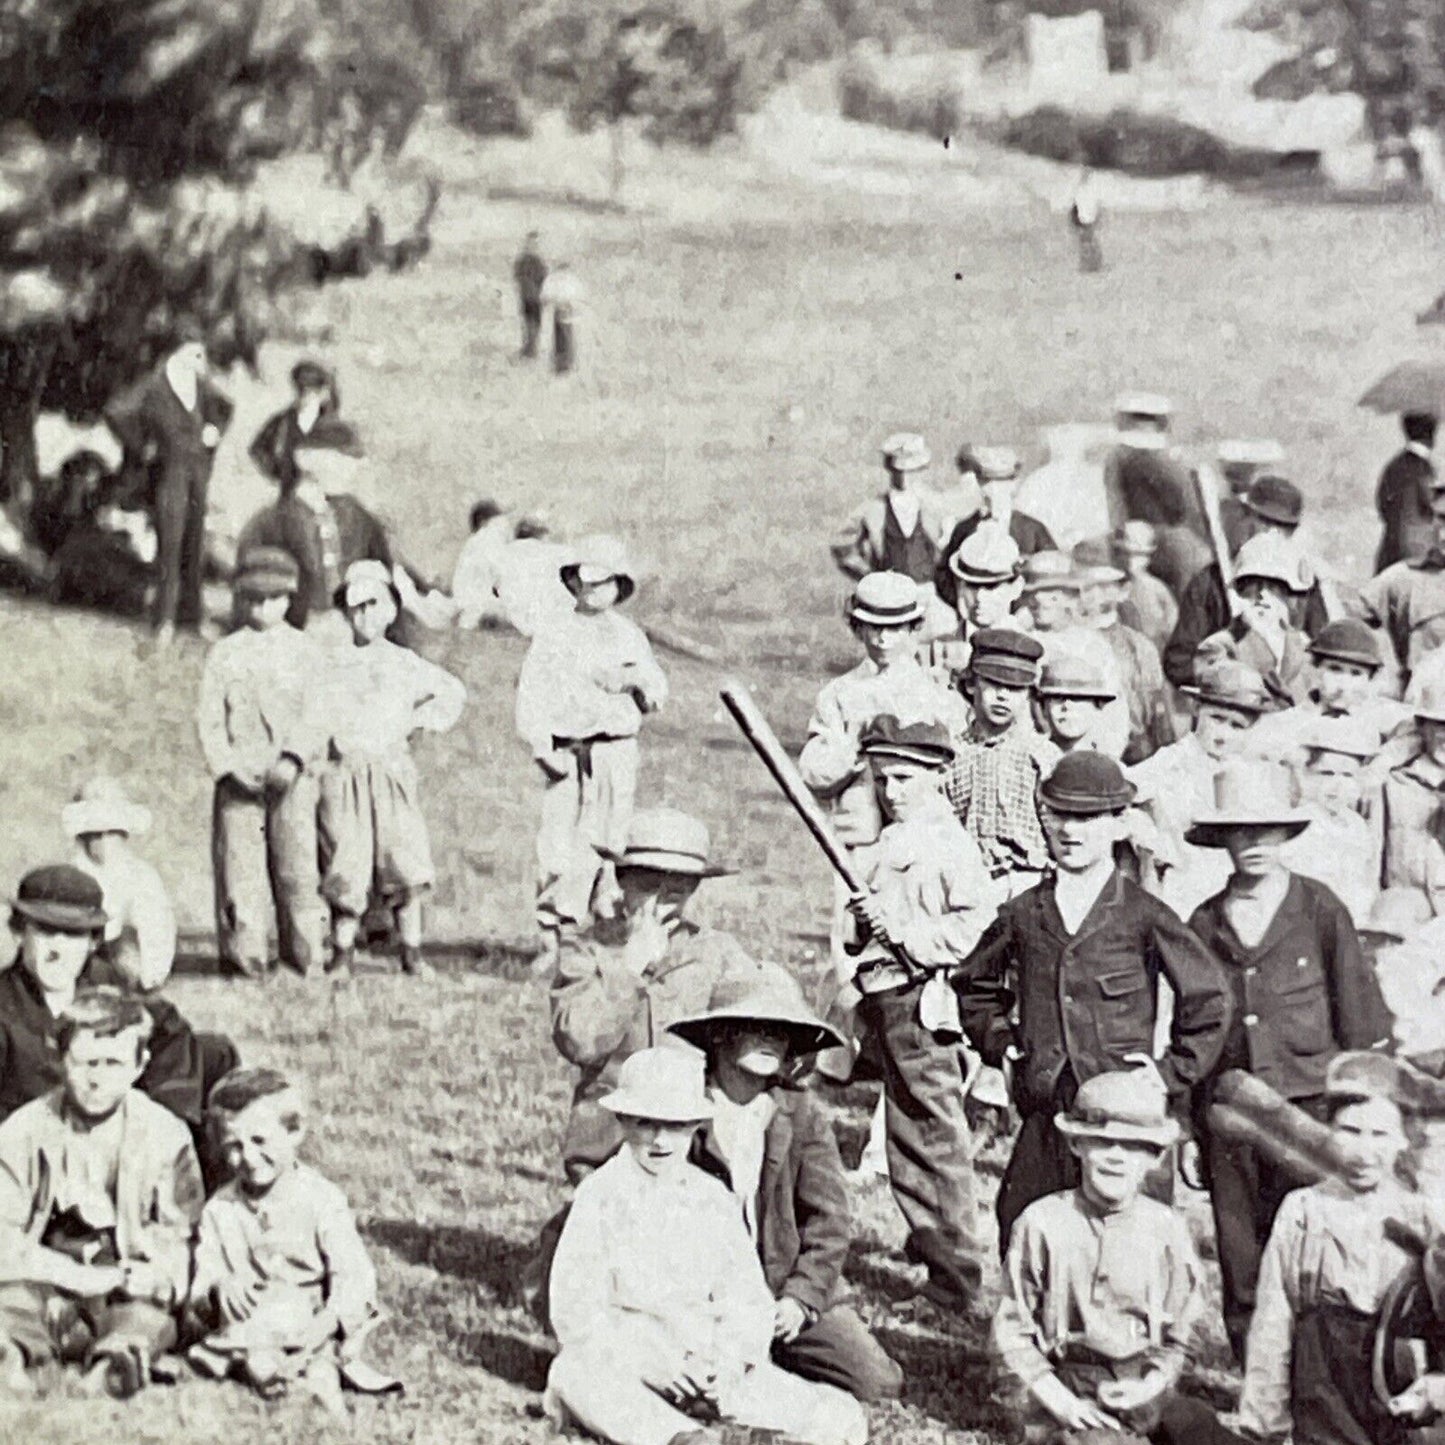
[944,721,1060,877]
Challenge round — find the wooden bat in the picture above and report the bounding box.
[718,679,866,893]
[1193,462,1238,614]
[1206,1069,1345,1188]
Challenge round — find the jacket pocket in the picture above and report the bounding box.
[1092,968,1151,1046]
[1271,968,1332,1056]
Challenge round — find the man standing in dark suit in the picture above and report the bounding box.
[105,333,232,643]
[514,231,548,361]
[1375,412,1437,573]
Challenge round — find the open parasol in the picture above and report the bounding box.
[1359,360,1445,416]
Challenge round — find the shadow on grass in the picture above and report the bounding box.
[169,931,543,981]
[368,1219,536,1306]
[457,1328,556,1392]
[486,183,628,216]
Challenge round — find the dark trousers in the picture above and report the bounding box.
[857,983,982,1301]
[1075,225,1103,274]
[1200,1093,1326,1361]
[1291,1302,1412,1445]
[553,315,575,374]
[520,300,543,358]
[151,467,209,629]
[0,1282,174,1369]
[772,1305,902,1404]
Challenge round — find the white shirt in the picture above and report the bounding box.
[73,847,177,993]
[706,1091,776,1240]
[164,355,198,413]
[1053,857,1115,935]
[887,490,922,535]
[323,638,466,762]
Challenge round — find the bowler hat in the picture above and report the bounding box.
[1021,551,1083,595]
[968,627,1043,686]
[1114,392,1172,421]
[559,534,637,603]
[1309,619,1382,672]
[1054,1069,1180,1150]
[233,546,300,599]
[1180,659,1274,716]
[598,1047,713,1123]
[10,864,106,934]
[1185,760,1309,848]
[1243,474,1303,529]
[860,715,955,768]
[605,808,732,878]
[881,432,929,472]
[1038,752,1135,815]
[1071,537,1125,585]
[1037,655,1116,702]
[1231,532,1309,593]
[669,960,844,1058]
[848,571,924,628]
[948,527,1021,585]
[62,777,152,840]
[1414,680,1445,725]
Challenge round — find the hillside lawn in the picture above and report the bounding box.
[2,123,1443,1442]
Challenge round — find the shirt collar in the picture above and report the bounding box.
[1407,441,1434,461]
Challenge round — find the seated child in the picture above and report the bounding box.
[0,988,203,1398]
[1236,1053,1436,1445]
[995,1068,1239,1444]
[545,1046,868,1445]
[187,1068,398,1410]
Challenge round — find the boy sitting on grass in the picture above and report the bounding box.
[0,988,203,1398]
[545,1046,868,1445]
[187,1067,397,1412]
[995,1067,1240,1444]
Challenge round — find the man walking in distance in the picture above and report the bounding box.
[514,231,548,361]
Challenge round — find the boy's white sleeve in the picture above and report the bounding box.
[196,648,240,782]
[410,654,466,735]
[992,1209,1056,1388]
[623,622,668,713]
[515,635,562,759]
[548,1181,615,1350]
[707,1192,777,1368]
[893,835,998,967]
[315,1186,379,1338]
[131,865,178,993]
[1236,1196,1302,1441]
[798,682,863,798]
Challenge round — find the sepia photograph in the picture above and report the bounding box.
[1,0,1445,1442]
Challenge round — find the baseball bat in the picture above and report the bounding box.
[1193,462,1238,613]
[1206,1069,1345,1187]
[719,679,866,894]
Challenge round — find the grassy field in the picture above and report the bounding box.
[3,114,1445,1442]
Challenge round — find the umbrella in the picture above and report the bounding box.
[1359,360,1445,417]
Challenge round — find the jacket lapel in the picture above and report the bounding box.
[1063,869,1125,951]
[757,1096,794,1244]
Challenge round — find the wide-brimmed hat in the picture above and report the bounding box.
[10,864,107,934]
[948,527,1021,585]
[1242,474,1303,529]
[62,777,152,839]
[1185,760,1309,847]
[1360,888,1433,943]
[1038,752,1136,815]
[848,571,924,628]
[341,558,399,611]
[1054,1069,1180,1150]
[860,715,955,768]
[1414,680,1445,725]
[1309,618,1383,672]
[881,432,930,472]
[1180,659,1274,716]
[1021,551,1083,595]
[668,960,844,1058]
[1231,532,1310,593]
[1071,537,1125,585]
[605,808,732,878]
[1113,519,1157,556]
[968,627,1044,686]
[233,545,300,599]
[1300,715,1379,762]
[599,1047,713,1123]
[559,534,637,603]
[1217,438,1284,473]
[1037,655,1117,702]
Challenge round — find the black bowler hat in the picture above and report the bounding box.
[1243,474,1303,528]
[10,865,107,934]
[968,628,1044,687]
[1038,752,1136,815]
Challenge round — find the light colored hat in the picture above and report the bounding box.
[1072,537,1126,585]
[1323,1051,1415,1108]
[559,533,637,602]
[1113,520,1157,554]
[881,432,930,472]
[1021,550,1083,594]
[598,1047,713,1123]
[1231,531,1310,593]
[1301,715,1379,762]
[971,445,1020,482]
[1360,887,1433,942]
[342,558,397,610]
[1415,680,1445,725]
[605,807,732,878]
[1181,659,1274,716]
[1217,438,1285,470]
[1114,392,1173,420]
[848,571,924,627]
[1037,654,1117,701]
[62,777,152,839]
[949,526,1021,585]
[1054,1069,1181,1150]
[1185,759,1310,847]
[669,959,844,1057]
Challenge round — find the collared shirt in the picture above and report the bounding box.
[1360,553,1445,676]
[945,720,1060,876]
[706,1091,776,1240]
[1382,749,1445,893]
[1407,441,1434,462]
[995,1188,1201,1388]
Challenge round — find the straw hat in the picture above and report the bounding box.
[1217,438,1284,471]
[971,445,1020,482]
[848,571,924,628]
[1021,550,1083,594]
[1054,1069,1180,1150]
[1300,715,1379,762]
[604,808,732,878]
[598,1047,713,1123]
[949,527,1022,585]
[668,960,844,1058]
[1231,532,1310,593]
[1113,519,1157,556]
[1071,537,1126,585]
[10,864,107,934]
[881,432,930,472]
[1414,680,1445,725]
[62,777,152,839]
[1185,760,1310,847]
[559,534,637,602]
[1323,1052,1415,1109]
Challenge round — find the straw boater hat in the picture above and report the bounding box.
[847,571,924,628]
[949,527,1021,585]
[1020,550,1083,595]
[1114,392,1172,450]
[1300,715,1379,762]
[604,808,732,878]
[860,716,955,769]
[1038,752,1136,815]
[1242,474,1303,529]
[9,864,107,934]
[1185,760,1309,848]
[1217,438,1285,474]
[1308,619,1383,672]
[669,959,845,1058]
[232,546,300,599]
[1180,659,1274,716]
[63,777,152,839]
[881,432,930,472]
[1231,532,1310,594]
[559,534,637,602]
[598,1047,713,1123]
[1037,655,1117,702]
[1054,1069,1181,1151]
[970,445,1021,482]
[968,627,1044,686]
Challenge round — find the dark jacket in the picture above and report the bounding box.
[514,248,548,305]
[0,961,216,1126]
[1375,447,1436,575]
[248,405,332,490]
[956,868,1233,1115]
[1189,873,1392,1105]
[692,1087,850,1314]
[935,509,1056,610]
[1162,561,1331,690]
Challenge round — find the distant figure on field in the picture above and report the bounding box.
[541,262,583,375]
[1375,411,1437,573]
[451,501,573,636]
[1069,166,1103,273]
[514,231,548,361]
[41,454,156,619]
[248,360,340,490]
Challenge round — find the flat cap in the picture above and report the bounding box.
[969,627,1044,686]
